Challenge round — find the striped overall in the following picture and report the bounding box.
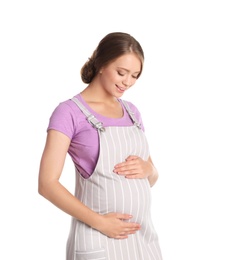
[66,98,162,260]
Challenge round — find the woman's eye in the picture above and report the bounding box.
[118,72,125,76]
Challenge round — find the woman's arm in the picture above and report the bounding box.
[38,130,141,238]
[147,156,159,187]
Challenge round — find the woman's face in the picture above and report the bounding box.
[99,53,141,98]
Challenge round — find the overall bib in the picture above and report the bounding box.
[67,98,162,260]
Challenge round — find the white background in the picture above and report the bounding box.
[0,0,226,259]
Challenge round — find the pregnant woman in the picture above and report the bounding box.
[38,32,163,260]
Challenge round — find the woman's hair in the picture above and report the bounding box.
[81,32,144,84]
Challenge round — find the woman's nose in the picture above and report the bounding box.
[122,77,131,87]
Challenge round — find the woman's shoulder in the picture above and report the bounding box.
[47,94,87,138]
[50,94,84,117]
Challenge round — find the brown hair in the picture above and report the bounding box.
[81,32,144,84]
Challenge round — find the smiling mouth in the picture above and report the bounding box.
[116,85,126,92]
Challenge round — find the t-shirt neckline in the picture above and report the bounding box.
[77,93,127,121]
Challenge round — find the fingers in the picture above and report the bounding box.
[115,228,138,239]
[114,158,138,173]
[116,213,141,231]
[101,213,141,239]
[116,213,133,220]
[113,156,151,179]
[113,159,141,177]
[114,156,138,168]
[115,222,141,239]
[125,155,138,161]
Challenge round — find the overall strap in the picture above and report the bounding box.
[71,97,105,132]
[121,100,142,129]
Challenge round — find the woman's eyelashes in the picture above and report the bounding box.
[117,71,138,79]
[118,71,125,76]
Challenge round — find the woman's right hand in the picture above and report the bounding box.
[96,213,141,239]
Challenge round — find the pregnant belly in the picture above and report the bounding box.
[78,176,152,224]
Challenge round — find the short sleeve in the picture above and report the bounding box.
[47,101,77,139]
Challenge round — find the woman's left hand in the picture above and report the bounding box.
[113,155,159,186]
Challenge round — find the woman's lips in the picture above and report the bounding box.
[116,85,126,92]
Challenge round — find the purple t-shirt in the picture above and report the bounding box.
[47,93,144,178]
